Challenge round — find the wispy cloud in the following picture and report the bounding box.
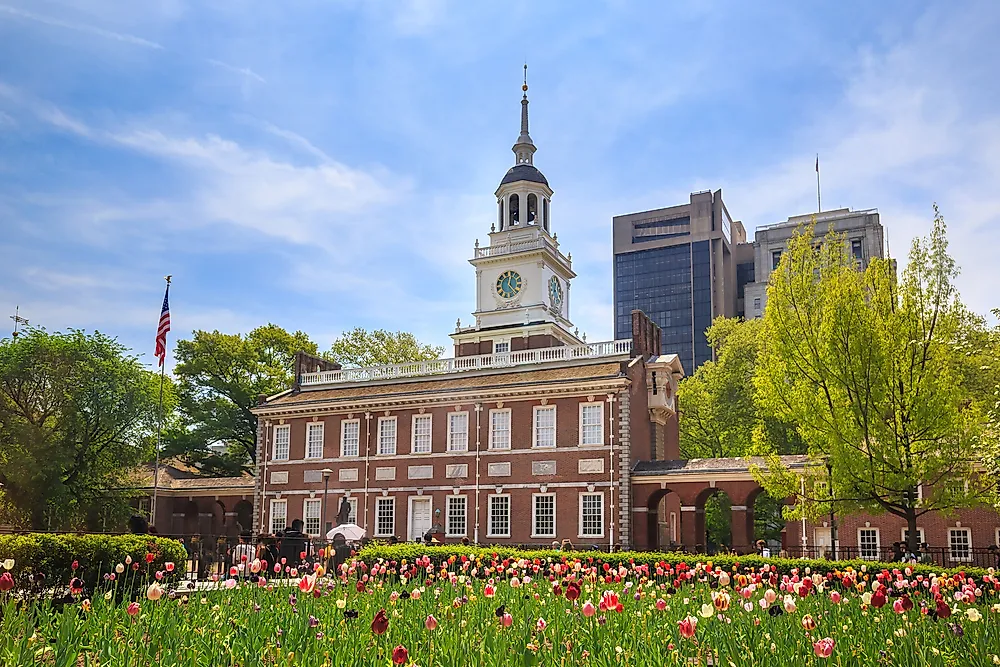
[0,4,164,49]
[207,59,266,84]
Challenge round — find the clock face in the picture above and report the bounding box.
[548,276,564,311]
[496,270,523,299]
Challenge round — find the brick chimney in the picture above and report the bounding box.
[630,310,662,359]
[293,351,341,388]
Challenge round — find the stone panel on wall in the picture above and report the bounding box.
[578,458,605,474]
[303,470,322,483]
[531,460,556,476]
[446,464,469,478]
[339,468,359,482]
[270,471,288,485]
[408,465,434,480]
[488,462,511,477]
[375,467,396,481]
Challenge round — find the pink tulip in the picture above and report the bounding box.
[126,602,140,616]
[501,612,513,628]
[425,614,438,631]
[764,589,777,604]
[813,637,835,659]
[678,616,697,639]
[893,598,905,614]
[829,591,841,604]
[655,598,666,611]
[225,578,237,590]
[582,601,596,617]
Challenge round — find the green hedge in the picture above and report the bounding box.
[357,544,990,581]
[0,533,187,596]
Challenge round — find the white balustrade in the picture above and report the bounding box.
[300,339,632,386]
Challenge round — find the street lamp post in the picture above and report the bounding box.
[825,458,838,559]
[321,468,334,539]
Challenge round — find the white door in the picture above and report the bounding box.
[814,527,832,558]
[409,498,432,541]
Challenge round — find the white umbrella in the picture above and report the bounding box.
[326,523,366,541]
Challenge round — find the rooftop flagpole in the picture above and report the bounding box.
[816,154,822,213]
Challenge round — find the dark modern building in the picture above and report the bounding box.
[612,190,746,373]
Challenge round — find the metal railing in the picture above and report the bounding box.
[300,340,633,386]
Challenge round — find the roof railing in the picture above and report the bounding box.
[300,339,632,386]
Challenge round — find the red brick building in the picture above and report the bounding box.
[250,83,1000,561]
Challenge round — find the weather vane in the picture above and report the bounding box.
[9,305,28,339]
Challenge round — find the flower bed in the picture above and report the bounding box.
[1,547,998,666]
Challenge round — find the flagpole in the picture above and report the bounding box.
[151,275,171,528]
[816,153,822,213]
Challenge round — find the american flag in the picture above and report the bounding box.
[154,283,171,366]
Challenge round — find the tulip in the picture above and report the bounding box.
[0,572,14,592]
[871,591,886,608]
[225,578,237,590]
[298,574,317,594]
[81,599,91,612]
[145,553,155,564]
[69,577,84,595]
[501,612,513,627]
[115,564,125,574]
[678,615,697,639]
[966,608,982,623]
[582,601,596,617]
[125,555,132,565]
[829,591,841,604]
[371,609,390,635]
[699,604,714,618]
[764,589,777,604]
[783,596,797,614]
[392,645,409,665]
[146,582,164,601]
[536,617,547,632]
[1,559,13,570]
[893,598,906,614]
[655,598,667,611]
[425,614,438,630]
[813,637,835,659]
[484,584,496,598]
[165,562,175,573]
[126,602,140,617]
[801,614,816,630]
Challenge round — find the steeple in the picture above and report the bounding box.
[513,64,536,166]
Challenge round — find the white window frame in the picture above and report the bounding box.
[996,527,1000,548]
[303,498,322,536]
[489,409,511,450]
[493,340,510,354]
[335,496,358,524]
[579,492,605,538]
[305,422,324,459]
[447,411,469,452]
[411,414,432,454]
[340,419,360,458]
[857,527,880,561]
[269,499,287,534]
[531,493,556,538]
[375,497,395,537]
[579,402,604,447]
[377,417,397,456]
[900,527,925,545]
[272,425,290,461]
[446,495,468,538]
[532,405,556,448]
[948,527,973,562]
[487,494,511,538]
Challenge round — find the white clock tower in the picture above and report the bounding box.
[451,70,581,357]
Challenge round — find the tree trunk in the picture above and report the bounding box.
[905,510,919,555]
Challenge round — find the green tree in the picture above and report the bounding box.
[0,328,161,530]
[678,317,804,459]
[752,209,993,554]
[170,324,317,469]
[328,328,443,368]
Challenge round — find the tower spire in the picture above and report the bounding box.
[513,64,536,165]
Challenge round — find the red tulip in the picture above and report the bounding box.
[655,598,667,611]
[165,562,175,573]
[678,615,697,639]
[371,609,390,635]
[145,553,155,564]
[0,573,14,592]
[501,612,513,627]
[71,560,79,571]
[126,602,140,616]
[935,599,952,618]
[392,645,409,664]
[813,637,835,659]
[871,590,886,608]
[69,577,84,595]
[565,583,580,601]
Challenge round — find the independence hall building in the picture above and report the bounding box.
[250,85,1000,561]
[253,84,684,549]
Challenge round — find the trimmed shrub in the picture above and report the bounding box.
[0,533,187,597]
[357,544,989,580]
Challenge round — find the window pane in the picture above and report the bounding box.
[490,410,511,449]
[307,423,324,459]
[489,496,510,537]
[304,499,321,535]
[448,413,469,452]
[376,498,394,536]
[270,500,287,533]
[533,495,555,537]
[379,418,397,455]
[858,529,879,560]
[581,404,603,445]
[581,493,603,536]
[412,415,432,453]
[949,529,971,561]
[447,496,467,536]
[341,421,360,457]
[273,425,290,460]
[534,407,556,447]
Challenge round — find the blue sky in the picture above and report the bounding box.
[2,0,998,369]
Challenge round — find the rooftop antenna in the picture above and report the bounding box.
[9,306,27,338]
[815,154,822,213]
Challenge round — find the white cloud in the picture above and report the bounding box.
[0,4,164,49]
